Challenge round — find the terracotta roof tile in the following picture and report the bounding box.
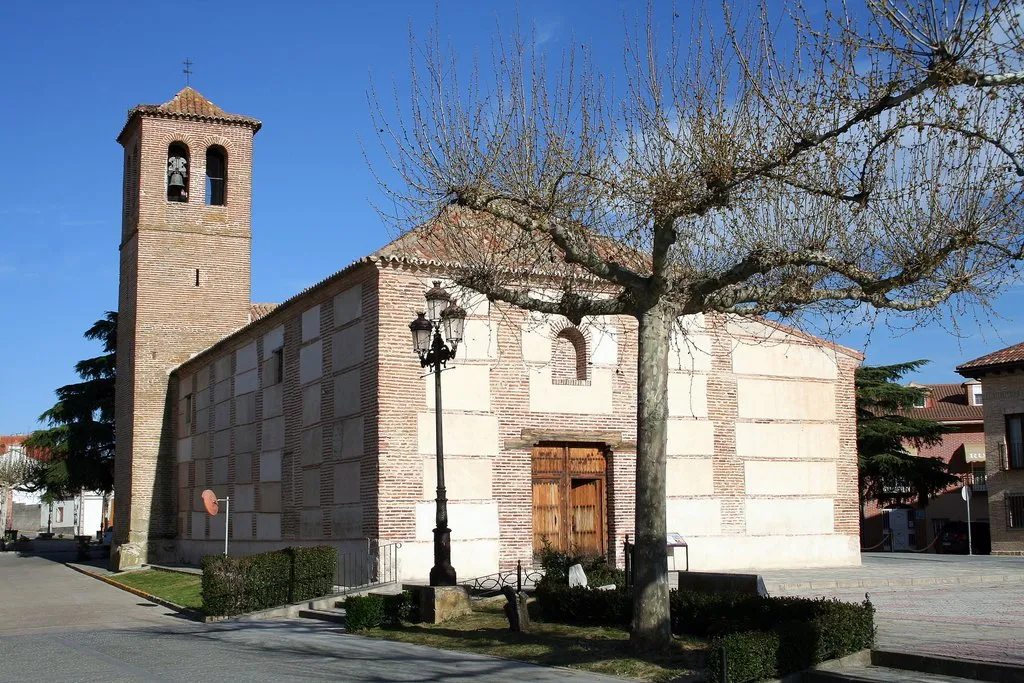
[249,303,278,323]
[118,87,261,142]
[905,383,984,422]
[957,341,1024,375]
[374,214,863,359]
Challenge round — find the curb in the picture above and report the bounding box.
[872,649,1024,683]
[64,562,205,621]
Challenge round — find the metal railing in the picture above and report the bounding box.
[334,539,402,594]
[462,560,545,596]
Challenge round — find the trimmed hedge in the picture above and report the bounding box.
[344,590,419,631]
[706,630,780,683]
[202,545,337,616]
[344,594,387,631]
[534,583,632,626]
[535,585,875,682]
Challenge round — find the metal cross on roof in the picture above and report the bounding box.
[182,59,193,86]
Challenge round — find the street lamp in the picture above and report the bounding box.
[409,281,467,586]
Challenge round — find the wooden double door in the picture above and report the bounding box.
[532,444,607,556]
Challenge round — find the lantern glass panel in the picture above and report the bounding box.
[442,309,465,345]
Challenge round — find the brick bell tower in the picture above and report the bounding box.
[113,88,260,568]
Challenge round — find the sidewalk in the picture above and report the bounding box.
[760,553,1024,593]
[756,554,1024,667]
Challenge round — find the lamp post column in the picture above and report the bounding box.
[430,329,456,586]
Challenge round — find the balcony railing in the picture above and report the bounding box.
[967,471,987,492]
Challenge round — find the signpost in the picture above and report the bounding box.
[202,489,230,556]
[961,485,973,556]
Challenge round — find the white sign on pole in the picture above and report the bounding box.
[962,485,973,556]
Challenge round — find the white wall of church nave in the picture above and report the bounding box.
[417,413,500,456]
[423,364,491,411]
[398,540,499,581]
[744,461,837,496]
[527,366,615,414]
[735,422,839,459]
[736,378,836,421]
[678,534,860,571]
[421,456,493,500]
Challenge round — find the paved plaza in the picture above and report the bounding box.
[1,551,1022,681]
[763,554,1024,666]
[0,553,615,683]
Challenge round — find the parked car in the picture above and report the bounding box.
[936,521,991,555]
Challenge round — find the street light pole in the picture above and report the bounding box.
[409,282,466,587]
[429,326,454,586]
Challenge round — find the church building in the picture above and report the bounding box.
[113,88,863,578]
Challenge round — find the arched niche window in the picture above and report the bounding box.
[205,145,227,206]
[167,143,190,202]
[551,327,588,384]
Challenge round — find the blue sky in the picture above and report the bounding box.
[0,1,1020,434]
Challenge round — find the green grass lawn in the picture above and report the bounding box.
[361,600,706,682]
[114,569,204,612]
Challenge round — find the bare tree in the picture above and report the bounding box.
[0,449,37,533]
[372,0,1024,646]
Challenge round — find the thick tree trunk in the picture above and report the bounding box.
[630,301,672,648]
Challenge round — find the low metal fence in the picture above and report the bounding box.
[461,560,545,596]
[334,539,402,593]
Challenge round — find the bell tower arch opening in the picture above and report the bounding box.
[167,142,190,202]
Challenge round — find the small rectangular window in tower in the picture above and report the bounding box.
[195,269,200,287]
[272,347,284,385]
[184,393,193,434]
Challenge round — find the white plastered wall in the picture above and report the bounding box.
[665,316,859,570]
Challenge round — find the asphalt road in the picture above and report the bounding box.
[0,553,614,683]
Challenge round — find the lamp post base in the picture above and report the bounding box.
[429,526,457,586]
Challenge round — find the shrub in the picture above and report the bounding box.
[535,538,626,591]
[705,630,780,683]
[202,545,338,616]
[700,597,876,682]
[291,546,337,602]
[344,590,419,630]
[534,585,874,681]
[344,594,386,631]
[534,583,632,626]
[383,590,419,624]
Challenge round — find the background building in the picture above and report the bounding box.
[958,342,1024,555]
[860,383,987,553]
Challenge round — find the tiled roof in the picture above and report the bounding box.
[175,212,865,371]
[117,87,261,142]
[249,303,278,323]
[957,341,1024,375]
[0,435,49,461]
[906,383,984,422]
[374,214,864,359]
[0,435,25,455]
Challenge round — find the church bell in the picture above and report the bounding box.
[168,171,185,190]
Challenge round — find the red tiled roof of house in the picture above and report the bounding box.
[249,303,278,323]
[0,435,49,461]
[906,383,984,422]
[957,341,1024,376]
[117,87,261,142]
